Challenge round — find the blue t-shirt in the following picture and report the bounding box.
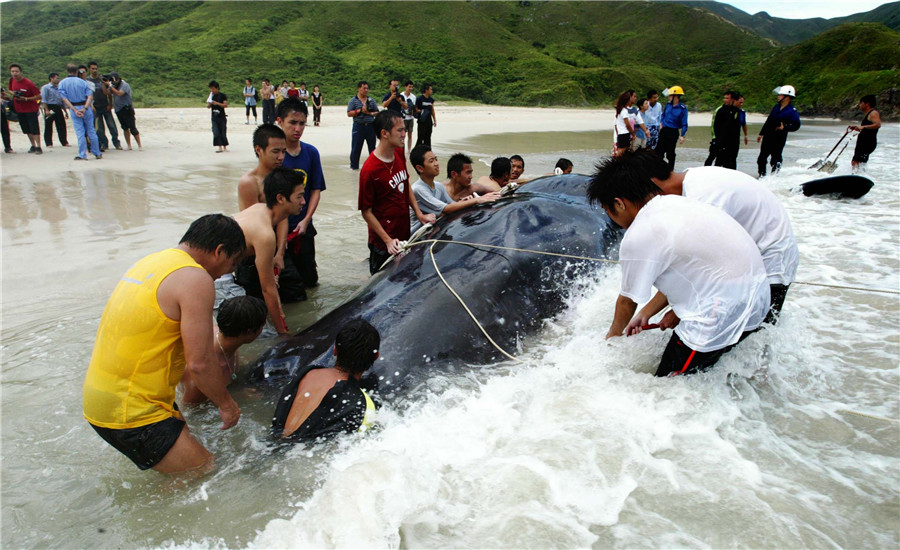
[282,142,326,230]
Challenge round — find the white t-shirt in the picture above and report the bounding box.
[619,195,770,352]
[682,166,799,285]
[401,92,417,120]
[614,109,631,135]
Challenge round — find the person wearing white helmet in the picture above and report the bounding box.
[756,85,801,177]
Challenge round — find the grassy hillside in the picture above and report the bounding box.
[0,1,895,117]
[681,0,900,45]
[734,23,900,118]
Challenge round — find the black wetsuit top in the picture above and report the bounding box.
[858,111,878,149]
[271,365,375,443]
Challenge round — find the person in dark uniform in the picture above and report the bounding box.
[849,94,881,173]
[756,85,801,178]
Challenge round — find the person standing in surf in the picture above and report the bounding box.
[358,110,434,275]
[756,85,801,177]
[849,94,881,172]
[588,150,769,377]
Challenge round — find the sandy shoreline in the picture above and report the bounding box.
[0,105,769,179]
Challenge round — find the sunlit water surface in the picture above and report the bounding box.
[2,122,898,548]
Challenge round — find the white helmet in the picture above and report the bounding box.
[773,85,796,97]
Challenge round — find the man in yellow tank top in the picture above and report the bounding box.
[83,214,246,475]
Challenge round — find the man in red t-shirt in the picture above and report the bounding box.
[8,64,43,154]
[358,110,435,274]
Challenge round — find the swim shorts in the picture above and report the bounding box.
[852,138,876,164]
[616,133,631,150]
[656,328,757,377]
[115,106,140,135]
[90,415,185,470]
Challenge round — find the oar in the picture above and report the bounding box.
[809,130,849,170]
[818,134,855,174]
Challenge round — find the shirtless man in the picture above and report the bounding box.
[237,124,286,210]
[408,145,500,232]
[444,153,479,201]
[180,295,267,404]
[472,156,511,194]
[272,318,380,442]
[232,167,306,335]
[509,155,525,182]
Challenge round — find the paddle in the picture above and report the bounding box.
[809,129,849,170]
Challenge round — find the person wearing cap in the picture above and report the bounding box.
[756,85,800,177]
[108,72,143,150]
[848,94,881,172]
[656,86,688,171]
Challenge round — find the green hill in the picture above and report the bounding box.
[680,1,900,45]
[1,1,896,117]
[734,22,900,118]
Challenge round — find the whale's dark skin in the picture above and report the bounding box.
[248,174,623,398]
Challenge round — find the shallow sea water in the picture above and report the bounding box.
[1,121,898,548]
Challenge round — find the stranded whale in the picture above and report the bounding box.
[248,174,623,397]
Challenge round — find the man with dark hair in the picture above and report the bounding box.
[358,111,434,274]
[108,72,142,150]
[180,295,267,405]
[8,63,42,154]
[208,80,228,153]
[644,90,662,150]
[260,78,276,125]
[849,94,881,172]
[444,153,478,200]
[408,145,500,231]
[83,214,246,474]
[233,167,306,335]
[554,158,574,174]
[716,92,748,170]
[636,149,798,323]
[272,318,380,442]
[40,73,68,148]
[87,62,121,152]
[704,91,734,167]
[400,80,416,150]
[238,124,287,210]
[277,97,326,293]
[757,85,800,177]
[473,156,511,193]
[58,63,102,160]
[382,78,408,118]
[414,83,436,148]
[297,82,310,107]
[509,154,525,182]
[587,150,769,377]
[242,78,258,125]
[347,81,378,169]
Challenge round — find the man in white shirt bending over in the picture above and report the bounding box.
[643,152,798,324]
[588,150,770,377]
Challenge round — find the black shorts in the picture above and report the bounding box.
[115,106,139,135]
[656,329,756,377]
[852,137,876,163]
[616,133,631,149]
[17,111,39,135]
[90,415,185,470]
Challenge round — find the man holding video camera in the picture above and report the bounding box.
[7,63,43,154]
[87,62,122,152]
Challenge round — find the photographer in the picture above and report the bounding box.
[7,64,43,154]
[381,79,407,116]
[87,62,122,151]
[107,72,142,150]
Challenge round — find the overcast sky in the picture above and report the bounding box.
[725,0,891,19]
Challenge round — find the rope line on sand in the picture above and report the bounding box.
[793,281,900,296]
